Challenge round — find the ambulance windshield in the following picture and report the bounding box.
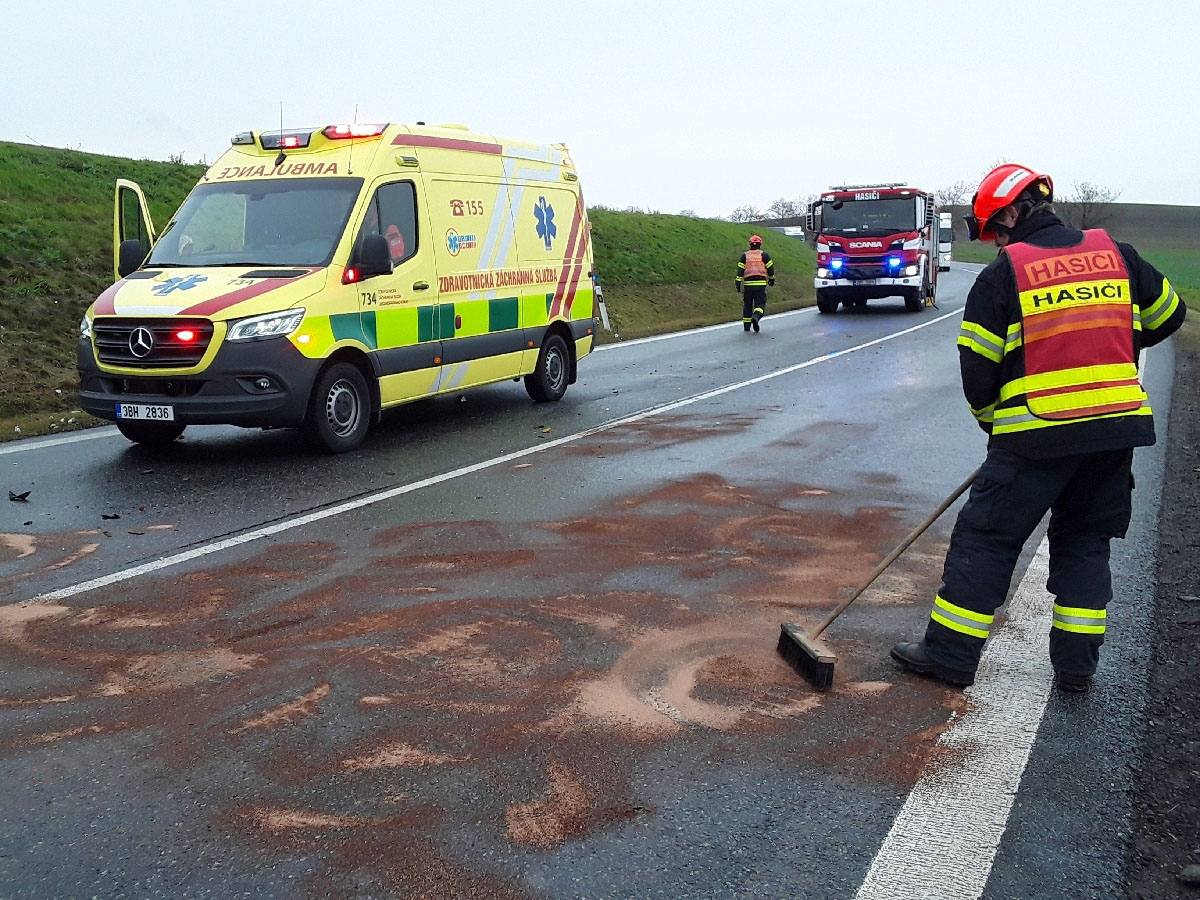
[148,177,362,268]
[820,197,918,236]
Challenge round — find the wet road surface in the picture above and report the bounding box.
[0,268,1177,898]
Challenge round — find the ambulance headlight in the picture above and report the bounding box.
[227,309,306,341]
[79,316,92,340]
[904,265,919,276]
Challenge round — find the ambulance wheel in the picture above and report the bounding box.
[302,362,370,453]
[525,334,570,402]
[116,420,186,446]
[816,290,839,314]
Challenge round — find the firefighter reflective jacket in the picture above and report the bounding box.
[736,249,774,287]
[956,210,1186,459]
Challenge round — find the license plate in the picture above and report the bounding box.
[857,279,877,285]
[116,403,175,422]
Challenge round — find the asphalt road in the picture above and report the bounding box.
[0,266,1177,899]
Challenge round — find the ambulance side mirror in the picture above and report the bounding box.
[356,234,393,279]
[117,238,148,278]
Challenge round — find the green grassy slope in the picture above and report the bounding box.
[0,142,203,425]
[590,209,814,339]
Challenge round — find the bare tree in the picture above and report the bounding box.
[729,204,765,223]
[1056,181,1122,230]
[934,180,973,209]
[766,197,801,219]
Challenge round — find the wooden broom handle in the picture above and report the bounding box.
[809,467,981,640]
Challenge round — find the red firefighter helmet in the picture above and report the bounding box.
[965,164,1054,241]
[749,234,762,246]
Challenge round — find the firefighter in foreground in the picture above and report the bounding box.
[891,163,1186,693]
[735,234,775,332]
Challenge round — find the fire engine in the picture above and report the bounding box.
[806,184,941,314]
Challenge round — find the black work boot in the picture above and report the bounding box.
[744,322,752,332]
[890,641,975,687]
[1055,672,1092,694]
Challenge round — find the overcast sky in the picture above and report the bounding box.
[4,1,1198,218]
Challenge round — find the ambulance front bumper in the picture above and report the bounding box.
[77,336,321,427]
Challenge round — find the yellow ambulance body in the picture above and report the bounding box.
[78,122,596,452]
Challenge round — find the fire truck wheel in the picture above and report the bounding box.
[816,291,839,314]
[302,361,371,453]
[525,333,570,402]
[905,277,928,312]
[116,420,186,446]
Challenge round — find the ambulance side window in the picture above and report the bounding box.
[358,182,417,266]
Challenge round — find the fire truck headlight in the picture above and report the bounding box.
[904,264,919,276]
[817,267,829,279]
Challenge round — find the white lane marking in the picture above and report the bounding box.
[855,537,1055,900]
[594,307,814,351]
[0,428,119,456]
[23,307,964,605]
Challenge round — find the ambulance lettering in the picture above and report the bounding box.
[213,162,340,180]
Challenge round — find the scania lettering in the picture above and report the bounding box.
[78,122,597,452]
[807,183,941,314]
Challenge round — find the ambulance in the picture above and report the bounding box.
[78,122,597,452]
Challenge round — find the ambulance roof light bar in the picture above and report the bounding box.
[322,123,389,139]
[828,183,908,191]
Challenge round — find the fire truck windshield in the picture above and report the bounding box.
[820,197,918,235]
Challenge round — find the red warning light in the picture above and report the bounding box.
[343,267,361,284]
[175,329,197,342]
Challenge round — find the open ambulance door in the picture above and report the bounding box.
[113,179,157,280]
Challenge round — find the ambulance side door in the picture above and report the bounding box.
[426,177,524,389]
[351,179,441,404]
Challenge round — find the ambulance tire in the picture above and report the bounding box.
[525,334,570,402]
[116,419,186,446]
[816,290,839,314]
[302,362,371,453]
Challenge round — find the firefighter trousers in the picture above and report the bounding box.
[923,446,1134,678]
[742,286,767,327]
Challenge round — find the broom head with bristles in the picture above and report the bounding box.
[777,622,837,691]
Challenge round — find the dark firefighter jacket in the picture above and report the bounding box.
[957,209,1186,458]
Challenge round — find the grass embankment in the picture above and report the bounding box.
[590,209,814,340]
[0,142,204,437]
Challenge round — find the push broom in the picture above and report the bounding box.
[777,467,980,690]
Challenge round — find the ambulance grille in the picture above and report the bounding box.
[94,319,215,368]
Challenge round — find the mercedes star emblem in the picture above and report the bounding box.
[129,326,154,358]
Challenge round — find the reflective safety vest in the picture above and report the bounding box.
[741,249,767,280]
[993,231,1149,435]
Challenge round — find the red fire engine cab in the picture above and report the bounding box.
[806,183,941,314]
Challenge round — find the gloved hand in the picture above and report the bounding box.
[768,278,775,286]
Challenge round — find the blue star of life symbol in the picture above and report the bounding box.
[448,232,460,253]
[534,196,556,250]
[151,274,208,296]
